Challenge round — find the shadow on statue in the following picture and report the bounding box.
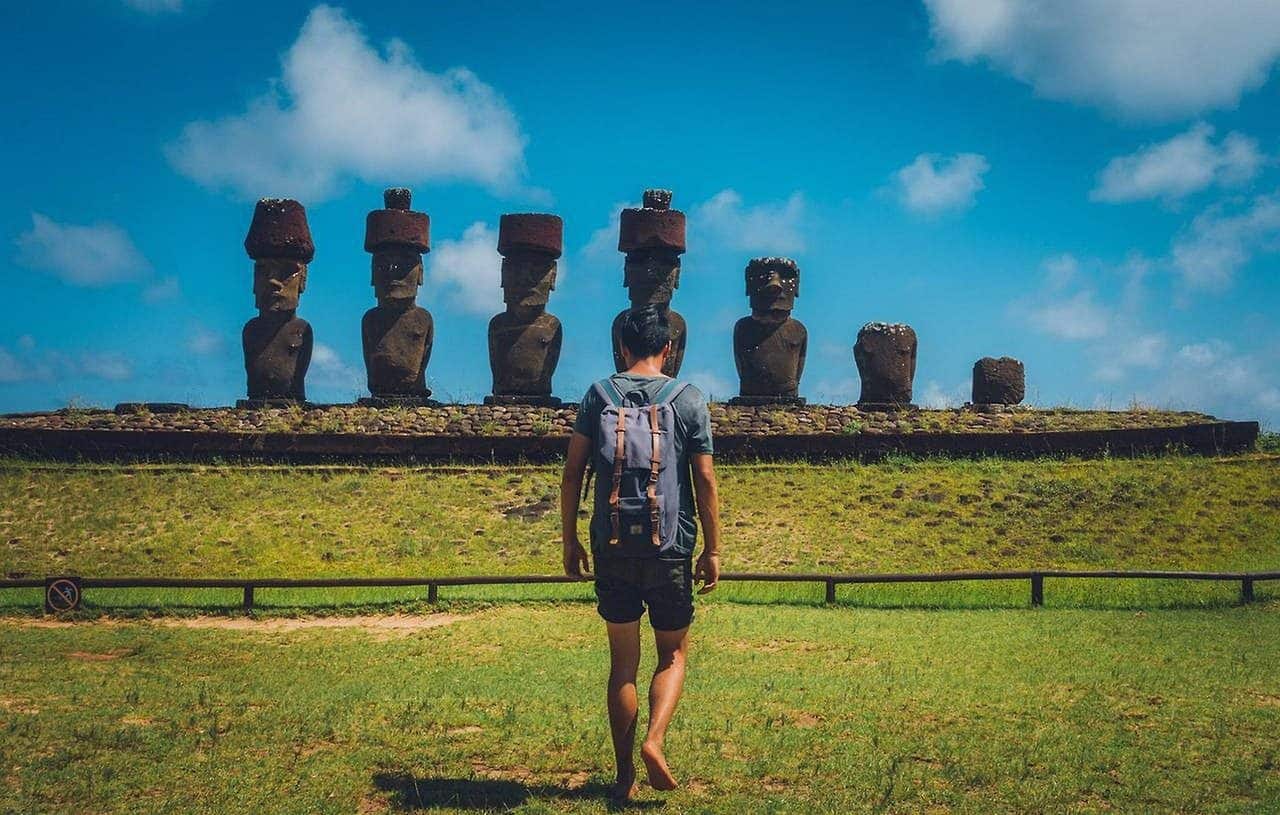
[372,772,664,811]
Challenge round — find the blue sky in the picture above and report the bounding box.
[3,0,1279,428]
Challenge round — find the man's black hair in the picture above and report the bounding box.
[619,304,671,359]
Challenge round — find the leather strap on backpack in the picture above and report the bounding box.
[647,403,661,547]
[608,406,627,545]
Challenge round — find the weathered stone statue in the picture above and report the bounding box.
[854,322,917,408]
[358,188,435,406]
[972,357,1025,406]
[239,198,314,407]
[730,257,807,405]
[611,189,687,377]
[486,213,563,406]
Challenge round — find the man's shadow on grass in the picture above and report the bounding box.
[373,772,665,812]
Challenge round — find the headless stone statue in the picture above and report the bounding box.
[971,356,1025,406]
[731,257,807,405]
[611,189,687,377]
[239,199,314,407]
[359,188,435,405]
[854,322,918,409]
[486,213,563,406]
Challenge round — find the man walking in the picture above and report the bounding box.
[560,304,721,801]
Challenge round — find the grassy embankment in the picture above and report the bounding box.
[2,604,1278,813]
[1,454,1278,611]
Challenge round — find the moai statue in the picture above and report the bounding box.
[358,188,435,406]
[729,257,807,405]
[239,198,314,407]
[485,213,564,406]
[971,357,1025,406]
[611,189,687,377]
[854,322,917,409]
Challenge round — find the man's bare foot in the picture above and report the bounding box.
[641,740,678,791]
[609,767,637,801]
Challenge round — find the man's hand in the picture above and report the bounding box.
[563,538,591,578]
[694,550,720,594]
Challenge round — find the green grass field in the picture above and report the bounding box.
[3,604,1279,814]
[2,454,1279,812]
[3,455,1278,611]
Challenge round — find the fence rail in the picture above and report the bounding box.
[5,569,1279,612]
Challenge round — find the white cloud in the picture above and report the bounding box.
[167,4,527,201]
[0,348,27,383]
[580,202,628,263]
[79,353,133,382]
[891,153,989,215]
[1027,290,1110,340]
[924,0,1280,119]
[427,221,501,315]
[1092,123,1265,204]
[1094,333,1166,382]
[682,369,735,402]
[143,275,181,303]
[919,379,969,408]
[1042,254,1079,291]
[1169,193,1280,290]
[691,190,807,253]
[14,213,150,286]
[1143,338,1280,419]
[122,0,182,11]
[186,327,224,356]
[309,342,363,393]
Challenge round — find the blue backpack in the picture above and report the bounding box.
[584,376,689,557]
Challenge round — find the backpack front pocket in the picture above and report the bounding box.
[612,494,667,556]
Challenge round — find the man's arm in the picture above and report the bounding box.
[690,452,720,593]
[560,431,592,577]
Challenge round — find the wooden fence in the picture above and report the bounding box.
[5,569,1278,613]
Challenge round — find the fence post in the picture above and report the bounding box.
[1241,578,1254,604]
[825,579,836,604]
[1030,573,1044,607]
[428,583,439,604]
[242,585,254,613]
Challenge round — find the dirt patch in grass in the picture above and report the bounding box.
[66,648,132,661]
[9,613,468,638]
[155,613,467,637]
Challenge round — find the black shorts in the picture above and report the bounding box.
[593,557,694,631]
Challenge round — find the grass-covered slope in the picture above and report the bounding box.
[3,457,1278,580]
[2,604,1278,813]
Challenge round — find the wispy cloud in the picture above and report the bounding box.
[0,338,134,384]
[924,0,1280,120]
[427,221,501,315]
[121,0,183,12]
[691,190,807,254]
[1169,193,1280,291]
[891,153,989,216]
[167,4,528,201]
[14,213,150,286]
[1092,123,1265,204]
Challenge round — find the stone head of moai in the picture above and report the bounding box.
[746,256,800,316]
[498,213,562,310]
[245,198,314,314]
[972,356,1025,406]
[854,322,918,407]
[619,188,686,306]
[365,188,429,307]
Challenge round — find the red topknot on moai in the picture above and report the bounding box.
[486,213,564,406]
[239,198,315,407]
[359,188,436,406]
[611,189,688,377]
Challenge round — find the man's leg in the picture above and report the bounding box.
[641,625,690,791]
[605,620,642,799]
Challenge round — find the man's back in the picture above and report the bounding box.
[572,372,713,561]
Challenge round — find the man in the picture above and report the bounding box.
[560,304,721,801]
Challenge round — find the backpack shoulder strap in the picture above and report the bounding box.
[593,377,626,408]
[653,378,690,406]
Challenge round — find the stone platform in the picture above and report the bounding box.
[0,403,1258,463]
